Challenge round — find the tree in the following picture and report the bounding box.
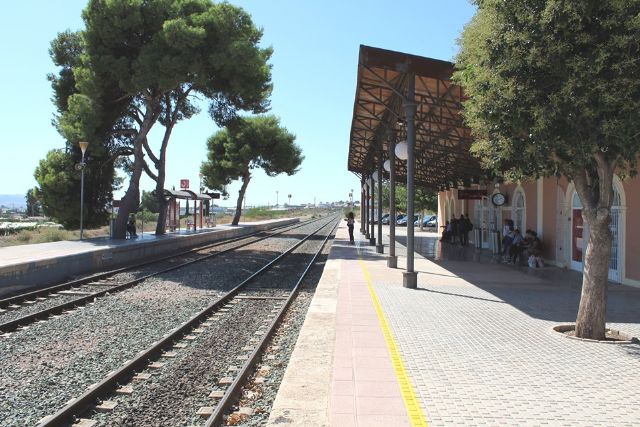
[201,116,303,225]
[455,0,640,339]
[36,30,124,229]
[140,190,160,214]
[382,184,437,215]
[25,188,42,217]
[34,149,113,228]
[64,0,272,238]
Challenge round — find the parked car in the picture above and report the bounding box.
[369,213,389,224]
[395,214,406,225]
[415,215,437,227]
[398,215,418,226]
[426,215,438,228]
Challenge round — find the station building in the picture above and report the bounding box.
[348,45,639,289]
[438,174,639,287]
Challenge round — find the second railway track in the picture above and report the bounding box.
[0,217,325,333]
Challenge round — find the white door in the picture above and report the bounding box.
[608,188,621,282]
[570,191,584,272]
[555,187,566,266]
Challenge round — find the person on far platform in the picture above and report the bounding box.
[345,212,355,244]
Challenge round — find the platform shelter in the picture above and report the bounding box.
[163,189,217,232]
[347,45,482,288]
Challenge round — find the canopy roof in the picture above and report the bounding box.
[347,45,483,190]
[163,189,212,200]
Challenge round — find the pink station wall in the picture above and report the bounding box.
[438,174,639,286]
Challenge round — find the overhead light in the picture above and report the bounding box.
[395,141,408,161]
[372,171,379,182]
[383,159,391,172]
[79,141,89,155]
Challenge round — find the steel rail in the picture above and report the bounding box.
[36,215,339,427]
[0,218,311,308]
[0,217,325,333]
[205,216,340,426]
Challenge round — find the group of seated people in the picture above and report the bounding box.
[501,219,543,267]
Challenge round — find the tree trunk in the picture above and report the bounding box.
[154,130,172,235]
[113,104,158,239]
[573,157,615,340]
[232,172,250,226]
[114,142,145,238]
[154,166,167,235]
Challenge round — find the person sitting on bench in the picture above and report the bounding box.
[127,214,138,238]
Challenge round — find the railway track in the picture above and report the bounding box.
[35,214,339,427]
[0,217,324,334]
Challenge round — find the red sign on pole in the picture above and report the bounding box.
[180,179,189,190]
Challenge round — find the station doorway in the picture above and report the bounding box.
[569,184,623,282]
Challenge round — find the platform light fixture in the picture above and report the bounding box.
[383,159,391,172]
[395,140,408,161]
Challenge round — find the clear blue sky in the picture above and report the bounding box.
[0,0,475,207]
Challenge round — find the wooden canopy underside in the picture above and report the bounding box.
[348,45,483,190]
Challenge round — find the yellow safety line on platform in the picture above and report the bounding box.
[357,257,429,427]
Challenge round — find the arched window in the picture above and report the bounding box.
[572,191,583,209]
[512,189,526,231]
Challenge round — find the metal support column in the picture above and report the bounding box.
[365,180,370,239]
[376,152,384,253]
[403,75,418,289]
[360,177,365,234]
[387,131,397,268]
[369,174,376,246]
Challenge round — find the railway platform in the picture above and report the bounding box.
[0,218,297,297]
[268,221,640,427]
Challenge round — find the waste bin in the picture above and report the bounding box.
[473,228,482,248]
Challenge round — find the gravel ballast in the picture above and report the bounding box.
[0,216,335,427]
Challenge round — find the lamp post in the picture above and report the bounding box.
[386,130,398,268]
[276,190,279,207]
[77,141,89,240]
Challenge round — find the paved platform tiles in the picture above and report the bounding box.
[269,221,640,427]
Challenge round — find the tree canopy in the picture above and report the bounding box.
[55,0,273,238]
[455,0,640,339]
[201,115,303,225]
[34,30,123,229]
[455,0,640,180]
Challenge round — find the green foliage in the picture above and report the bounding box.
[41,29,121,228]
[201,115,303,189]
[62,0,274,236]
[381,184,436,213]
[201,115,303,225]
[25,188,42,216]
[455,0,640,181]
[140,190,160,213]
[34,149,111,229]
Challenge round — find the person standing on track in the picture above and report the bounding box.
[346,212,355,244]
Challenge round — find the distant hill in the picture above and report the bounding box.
[0,194,26,208]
